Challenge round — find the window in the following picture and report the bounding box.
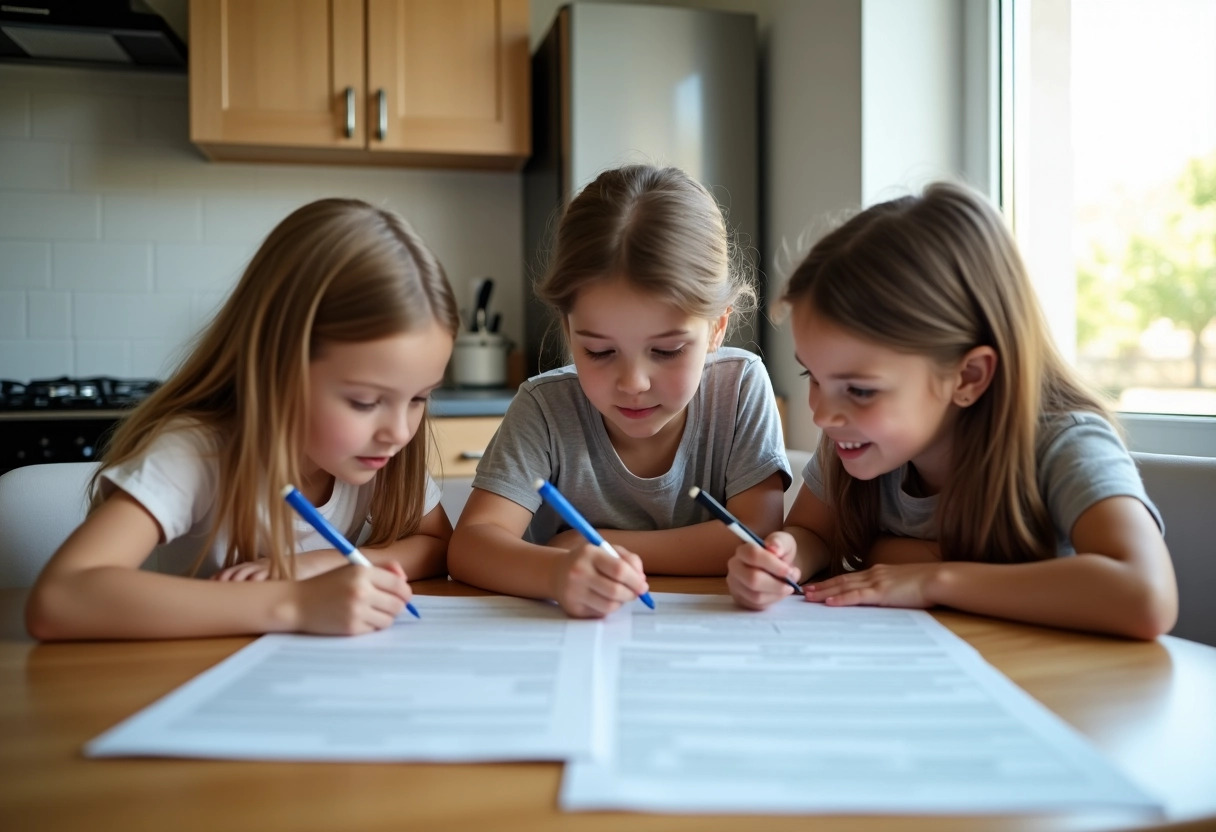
[1003,0,1216,451]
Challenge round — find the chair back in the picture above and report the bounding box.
[1133,452,1216,647]
[0,462,200,588]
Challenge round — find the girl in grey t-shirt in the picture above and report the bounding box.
[450,166,790,618]
[727,182,1176,640]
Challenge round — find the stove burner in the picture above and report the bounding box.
[0,376,161,410]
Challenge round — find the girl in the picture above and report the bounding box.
[450,165,790,618]
[727,182,1178,640]
[26,198,459,640]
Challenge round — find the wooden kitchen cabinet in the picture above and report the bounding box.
[189,0,530,169]
[428,416,501,479]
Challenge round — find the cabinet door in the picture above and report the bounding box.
[190,0,365,149]
[428,416,502,479]
[366,0,529,162]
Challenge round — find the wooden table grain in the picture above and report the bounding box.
[1,578,1214,832]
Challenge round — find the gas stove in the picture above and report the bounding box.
[0,376,161,475]
[0,376,160,411]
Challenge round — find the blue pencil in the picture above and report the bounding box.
[534,479,656,610]
[282,485,421,619]
[689,486,803,594]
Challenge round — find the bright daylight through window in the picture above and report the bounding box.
[1005,0,1216,418]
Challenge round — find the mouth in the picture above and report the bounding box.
[356,455,392,469]
[617,405,660,420]
[834,439,872,459]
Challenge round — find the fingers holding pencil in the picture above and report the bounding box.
[726,530,803,611]
[690,486,802,603]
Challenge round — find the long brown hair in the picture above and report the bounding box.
[783,182,1112,572]
[93,198,459,577]
[536,165,754,352]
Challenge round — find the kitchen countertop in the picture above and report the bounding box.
[429,387,515,417]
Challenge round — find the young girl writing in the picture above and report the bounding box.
[727,182,1178,639]
[26,198,459,640]
[450,165,790,618]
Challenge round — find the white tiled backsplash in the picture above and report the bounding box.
[0,65,524,381]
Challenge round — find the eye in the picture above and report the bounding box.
[847,386,876,400]
[348,399,378,412]
[583,348,613,361]
[410,395,429,406]
[798,369,810,379]
[652,346,686,360]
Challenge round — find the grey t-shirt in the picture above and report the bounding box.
[802,411,1163,556]
[473,346,791,544]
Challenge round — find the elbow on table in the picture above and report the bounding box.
[1115,583,1178,641]
[24,584,71,641]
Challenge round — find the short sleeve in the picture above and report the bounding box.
[801,449,827,502]
[100,426,219,543]
[723,359,792,498]
[422,473,442,514]
[470,388,553,513]
[1038,414,1163,542]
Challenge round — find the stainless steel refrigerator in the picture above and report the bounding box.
[523,2,760,374]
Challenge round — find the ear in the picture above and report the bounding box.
[952,345,997,407]
[708,307,732,351]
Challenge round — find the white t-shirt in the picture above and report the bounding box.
[100,423,441,578]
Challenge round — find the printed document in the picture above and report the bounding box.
[561,593,1159,814]
[86,595,600,762]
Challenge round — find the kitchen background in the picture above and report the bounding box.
[0,0,986,453]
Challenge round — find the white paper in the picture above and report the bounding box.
[86,596,601,762]
[562,593,1160,815]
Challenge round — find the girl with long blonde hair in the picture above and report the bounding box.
[727,182,1177,639]
[27,198,459,639]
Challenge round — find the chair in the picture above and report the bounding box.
[1133,452,1216,647]
[0,462,99,588]
[780,449,1216,647]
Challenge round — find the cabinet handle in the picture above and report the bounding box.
[344,86,355,138]
[376,88,387,141]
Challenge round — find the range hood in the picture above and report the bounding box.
[0,1,186,71]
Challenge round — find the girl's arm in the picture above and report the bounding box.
[554,472,788,575]
[448,487,648,617]
[727,482,833,609]
[362,502,451,580]
[25,490,411,640]
[806,495,1178,640]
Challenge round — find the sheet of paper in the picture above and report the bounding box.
[86,595,601,762]
[562,593,1160,815]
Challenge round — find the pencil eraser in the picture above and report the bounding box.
[280,484,295,497]
[533,478,546,490]
[688,486,701,498]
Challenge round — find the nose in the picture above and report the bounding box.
[809,386,845,429]
[377,404,414,447]
[617,359,650,395]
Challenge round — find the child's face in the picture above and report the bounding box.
[566,278,727,452]
[792,301,958,493]
[301,321,453,500]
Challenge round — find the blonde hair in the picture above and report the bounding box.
[93,198,459,578]
[536,165,753,355]
[782,182,1113,573]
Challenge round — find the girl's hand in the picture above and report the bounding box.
[213,558,273,582]
[292,561,412,635]
[726,531,801,610]
[804,563,942,609]
[551,542,649,619]
[213,551,347,582]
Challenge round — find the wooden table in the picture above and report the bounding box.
[2,578,1214,832]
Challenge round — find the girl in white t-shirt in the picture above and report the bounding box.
[27,198,458,640]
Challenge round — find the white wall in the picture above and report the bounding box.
[0,64,523,381]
